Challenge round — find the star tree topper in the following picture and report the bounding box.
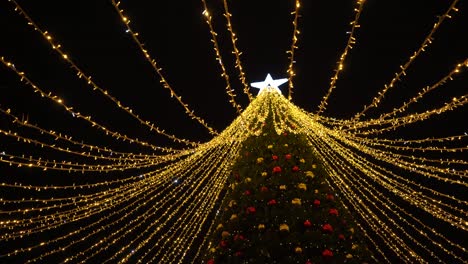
[251,73,288,95]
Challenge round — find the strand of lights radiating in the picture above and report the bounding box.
[109,0,218,136]
[0,152,162,173]
[137,143,239,263]
[341,58,468,129]
[0,56,196,150]
[221,0,254,102]
[1,144,212,237]
[375,58,468,120]
[305,134,395,262]
[316,0,366,115]
[200,0,245,115]
[322,131,467,231]
[95,144,237,263]
[312,133,466,261]
[7,142,223,260]
[344,134,467,155]
[286,0,301,100]
[352,0,461,120]
[272,96,467,260]
[308,133,427,262]
[7,0,201,145]
[19,156,204,262]
[0,107,182,156]
[0,128,164,163]
[345,94,468,135]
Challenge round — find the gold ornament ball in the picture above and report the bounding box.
[298,183,307,191]
[295,247,303,253]
[291,198,302,205]
[279,223,290,232]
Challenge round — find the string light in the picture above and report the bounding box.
[200,0,245,115]
[222,0,253,102]
[110,0,218,136]
[7,0,203,145]
[316,0,365,115]
[352,0,461,120]
[0,2,466,263]
[286,0,301,100]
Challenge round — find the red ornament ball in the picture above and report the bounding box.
[285,154,292,160]
[329,208,339,216]
[292,166,300,172]
[244,190,251,195]
[207,259,215,264]
[219,240,228,248]
[313,199,321,207]
[326,193,334,201]
[267,199,277,206]
[273,166,282,173]
[260,186,268,192]
[303,219,312,227]
[322,223,334,233]
[272,155,279,161]
[246,206,256,214]
[322,249,333,257]
[338,234,345,240]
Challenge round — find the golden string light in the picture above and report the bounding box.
[316,0,366,115]
[221,0,253,102]
[7,0,203,145]
[200,0,245,115]
[0,1,466,263]
[110,0,218,136]
[0,56,198,150]
[286,0,301,100]
[352,0,461,120]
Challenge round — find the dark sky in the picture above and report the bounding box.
[0,0,467,148]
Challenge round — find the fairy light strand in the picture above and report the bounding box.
[316,0,366,115]
[222,0,253,102]
[352,0,461,120]
[7,0,202,145]
[110,0,218,136]
[200,0,245,115]
[286,0,301,100]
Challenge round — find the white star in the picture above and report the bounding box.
[251,73,288,95]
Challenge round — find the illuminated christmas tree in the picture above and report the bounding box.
[205,82,374,263]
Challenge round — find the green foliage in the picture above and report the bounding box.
[205,122,373,263]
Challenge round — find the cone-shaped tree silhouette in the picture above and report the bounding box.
[205,100,374,263]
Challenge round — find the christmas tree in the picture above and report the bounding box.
[205,97,374,263]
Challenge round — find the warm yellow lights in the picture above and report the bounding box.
[316,0,365,115]
[0,0,466,263]
[286,0,301,100]
[352,0,461,120]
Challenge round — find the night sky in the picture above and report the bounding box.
[0,0,467,147]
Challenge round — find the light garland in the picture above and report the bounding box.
[7,0,203,145]
[0,1,466,263]
[352,0,461,120]
[316,0,366,115]
[286,0,301,100]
